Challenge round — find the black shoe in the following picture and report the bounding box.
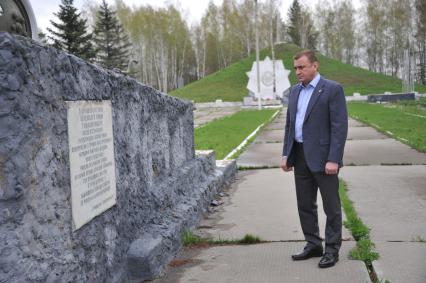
[292,245,323,261]
[318,253,339,268]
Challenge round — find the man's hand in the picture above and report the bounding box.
[281,158,293,172]
[325,161,339,175]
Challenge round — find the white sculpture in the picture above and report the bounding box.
[246,56,291,100]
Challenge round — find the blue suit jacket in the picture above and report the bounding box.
[283,77,348,172]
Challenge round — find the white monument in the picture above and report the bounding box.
[67,100,117,230]
[246,56,291,100]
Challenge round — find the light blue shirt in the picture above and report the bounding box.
[295,73,321,142]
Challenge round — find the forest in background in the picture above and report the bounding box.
[42,0,426,94]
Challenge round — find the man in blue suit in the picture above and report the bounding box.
[281,50,348,268]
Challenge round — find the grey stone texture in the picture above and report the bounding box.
[0,33,236,282]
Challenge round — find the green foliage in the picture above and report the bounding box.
[171,43,426,102]
[343,216,370,241]
[287,0,317,49]
[182,230,205,246]
[239,234,262,244]
[194,109,276,159]
[348,101,426,152]
[339,181,370,241]
[182,229,263,246]
[412,235,426,242]
[339,180,379,266]
[47,0,95,61]
[287,0,302,47]
[93,0,131,71]
[394,97,426,107]
[115,4,194,92]
[349,239,380,265]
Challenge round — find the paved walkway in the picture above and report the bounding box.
[154,107,426,283]
[194,106,241,128]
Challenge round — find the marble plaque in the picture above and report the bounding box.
[67,100,117,230]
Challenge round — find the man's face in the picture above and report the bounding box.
[293,56,318,85]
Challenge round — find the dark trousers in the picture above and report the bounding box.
[293,142,342,254]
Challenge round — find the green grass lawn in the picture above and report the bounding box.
[348,100,426,152]
[195,109,277,159]
[170,43,426,102]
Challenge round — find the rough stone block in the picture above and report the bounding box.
[0,32,237,283]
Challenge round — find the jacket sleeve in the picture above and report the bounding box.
[327,84,348,164]
[282,100,291,157]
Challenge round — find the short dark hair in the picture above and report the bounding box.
[293,50,318,63]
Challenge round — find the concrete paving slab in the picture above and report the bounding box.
[276,116,286,122]
[153,242,369,283]
[344,139,426,165]
[237,142,282,167]
[340,165,426,241]
[265,122,285,130]
[347,126,388,140]
[253,129,284,143]
[348,119,366,127]
[271,115,286,122]
[373,242,426,283]
[238,139,426,167]
[197,169,352,241]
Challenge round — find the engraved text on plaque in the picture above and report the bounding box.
[67,100,117,230]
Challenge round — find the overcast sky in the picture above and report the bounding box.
[31,0,361,34]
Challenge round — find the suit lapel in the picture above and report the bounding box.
[303,78,325,123]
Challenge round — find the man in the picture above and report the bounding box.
[281,50,348,268]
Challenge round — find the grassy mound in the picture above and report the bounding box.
[170,43,426,102]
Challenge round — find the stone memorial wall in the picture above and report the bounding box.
[0,33,236,282]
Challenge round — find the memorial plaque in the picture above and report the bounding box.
[67,100,117,230]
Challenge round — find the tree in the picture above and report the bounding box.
[363,0,387,72]
[287,0,317,49]
[415,0,426,84]
[92,0,131,71]
[384,0,411,76]
[299,11,318,50]
[235,0,255,57]
[115,4,195,92]
[287,0,302,46]
[315,0,356,64]
[339,0,356,65]
[37,30,49,45]
[47,0,94,61]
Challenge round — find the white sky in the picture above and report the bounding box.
[31,0,361,33]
